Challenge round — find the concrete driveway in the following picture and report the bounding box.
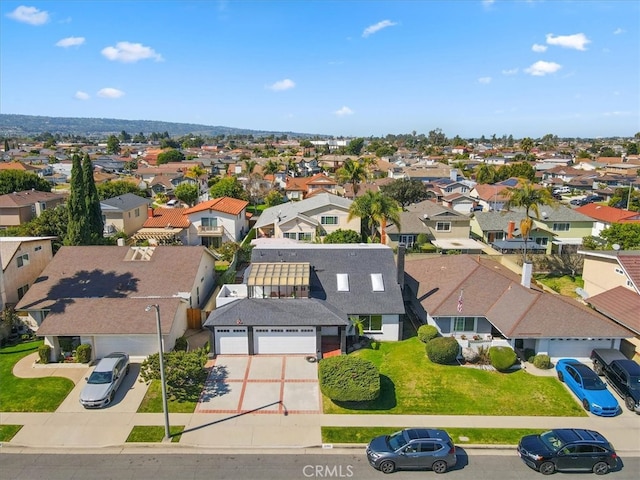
[196,355,320,415]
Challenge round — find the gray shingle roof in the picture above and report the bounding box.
[254,193,352,229]
[101,193,151,212]
[473,204,592,231]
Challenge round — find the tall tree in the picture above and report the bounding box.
[65,154,87,245]
[106,135,121,155]
[520,137,534,156]
[336,159,367,194]
[0,170,52,194]
[380,178,429,208]
[244,159,257,175]
[208,176,248,200]
[474,164,498,184]
[174,183,199,207]
[82,153,104,243]
[185,165,206,179]
[157,149,185,164]
[348,191,401,243]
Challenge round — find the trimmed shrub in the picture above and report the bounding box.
[417,325,439,343]
[38,345,51,364]
[489,346,517,372]
[318,355,380,402]
[174,336,188,351]
[425,337,460,364]
[75,344,92,363]
[533,354,552,370]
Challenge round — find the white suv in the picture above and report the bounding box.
[79,352,130,408]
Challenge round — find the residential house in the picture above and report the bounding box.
[101,193,151,237]
[468,183,511,212]
[16,245,217,360]
[284,173,338,201]
[203,242,405,356]
[404,254,632,361]
[0,237,55,310]
[579,250,640,360]
[183,197,249,248]
[254,193,358,242]
[0,190,66,229]
[575,204,640,237]
[132,207,192,245]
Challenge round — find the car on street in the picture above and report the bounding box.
[79,352,130,408]
[553,186,571,195]
[366,428,456,474]
[555,358,620,416]
[517,428,618,475]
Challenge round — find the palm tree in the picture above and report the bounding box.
[520,137,535,158]
[186,165,206,179]
[263,159,279,176]
[336,158,367,195]
[244,159,257,175]
[504,180,555,262]
[474,163,497,184]
[348,191,401,243]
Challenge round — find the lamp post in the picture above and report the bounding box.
[145,304,170,440]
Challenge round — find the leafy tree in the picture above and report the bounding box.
[345,138,365,156]
[264,189,284,207]
[323,229,362,244]
[132,132,146,143]
[82,154,104,243]
[520,137,534,156]
[106,135,121,155]
[118,130,131,143]
[608,186,640,212]
[185,165,206,179]
[627,142,638,155]
[3,139,9,152]
[474,164,498,184]
[215,241,241,263]
[600,223,640,250]
[139,349,208,402]
[160,138,180,149]
[174,183,199,207]
[599,147,617,157]
[97,180,146,200]
[65,154,88,245]
[348,191,401,243]
[157,148,185,165]
[208,176,248,200]
[336,159,367,194]
[380,178,429,208]
[0,169,52,194]
[497,162,536,182]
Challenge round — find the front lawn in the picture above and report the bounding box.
[126,425,184,443]
[137,380,198,413]
[0,341,74,412]
[0,424,23,442]
[322,337,585,417]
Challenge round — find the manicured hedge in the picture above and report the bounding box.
[417,325,439,343]
[489,346,517,372]
[425,336,460,364]
[318,355,380,402]
[75,344,92,364]
[38,345,51,364]
[533,354,552,369]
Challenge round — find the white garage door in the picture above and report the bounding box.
[94,335,158,358]
[215,327,248,354]
[547,338,614,360]
[254,327,316,355]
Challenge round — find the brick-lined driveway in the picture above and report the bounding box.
[196,355,321,414]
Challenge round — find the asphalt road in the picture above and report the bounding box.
[1,453,638,480]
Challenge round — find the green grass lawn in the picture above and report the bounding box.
[322,337,585,417]
[534,274,584,298]
[136,380,198,413]
[322,426,546,446]
[126,425,184,443]
[0,341,75,412]
[0,424,23,442]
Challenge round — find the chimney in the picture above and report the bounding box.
[450,169,458,181]
[397,243,406,290]
[521,262,533,288]
[147,206,154,218]
[507,221,515,239]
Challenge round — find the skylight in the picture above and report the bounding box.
[371,273,384,292]
[336,273,349,292]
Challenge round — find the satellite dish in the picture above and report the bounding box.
[612,244,620,251]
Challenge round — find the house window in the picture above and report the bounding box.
[354,314,383,332]
[535,237,549,246]
[552,223,570,232]
[453,316,474,332]
[615,268,624,275]
[436,222,451,232]
[298,232,312,241]
[135,208,140,217]
[17,253,30,268]
[321,216,338,225]
[35,246,42,252]
[17,284,29,300]
[399,235,416,247]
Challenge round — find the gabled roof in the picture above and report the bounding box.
[143,207,190,228]
[473,205,592,231]
[254,193,352,229]
[0,236,55,270]
[404,255,631,338]
[184,197,248,216]
[575,204,640,223]
[472,184,511,202]
[0,190,66,207]
[100,193,150,212]
[587,286,640,335]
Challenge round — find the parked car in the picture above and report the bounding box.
[553,186,571,195]
[555,359,620,416]
[579,195,605,206]
[569,198,584,206]
[366,428,456,474]
[590,349,640,413]
[517,428,618,475]
[79,352,130,408]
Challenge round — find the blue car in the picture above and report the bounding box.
[556,359,620,416]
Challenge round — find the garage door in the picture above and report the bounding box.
[547,338,614,359]
[94,335,158,358]
[215,327,248,354]
[254,327,316,355]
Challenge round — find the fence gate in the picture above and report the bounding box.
[186,308,202,329]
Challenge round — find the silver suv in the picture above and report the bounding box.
[366,428,457,474]
[80,352,130,408]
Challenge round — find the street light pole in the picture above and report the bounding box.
[145,304,170,440]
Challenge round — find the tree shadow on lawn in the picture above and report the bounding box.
[330,374,397,411]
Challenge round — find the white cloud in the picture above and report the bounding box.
[482,0,495,7]
[267,79,296,91]
[501,68,518,75]
[56,36,85,48]
[74,91,90,100]
[362,20,397,38]
[478,77,492,84]
[6,5,49,25]
[546,33,590,51]
[525,60,562,76]
[532,43,547,53]
[97,88,124,99]
[613,28,625,35]
[101,42,163,63]
[334,106,354,116]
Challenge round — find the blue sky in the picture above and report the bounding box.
[1,1,638,138]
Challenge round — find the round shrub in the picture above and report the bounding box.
[38,344,51,364]
[174,336,188,351]
[425,336,460,364]
[75,344,92,363]
[318,355,380,402]
[489,346,517,372]
[533,354,552,369]
[417,325,439,343]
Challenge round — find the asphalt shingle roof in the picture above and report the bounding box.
[254,193,352,229]
[101,193,150,212]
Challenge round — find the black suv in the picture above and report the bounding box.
[517,429,617,475]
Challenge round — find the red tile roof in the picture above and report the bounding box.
[143,207,190,228]
[575,204,640,223]
[184,197,248,216]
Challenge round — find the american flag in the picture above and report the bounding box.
[457,290,463,313]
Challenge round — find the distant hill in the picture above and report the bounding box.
[0,114,320,138]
